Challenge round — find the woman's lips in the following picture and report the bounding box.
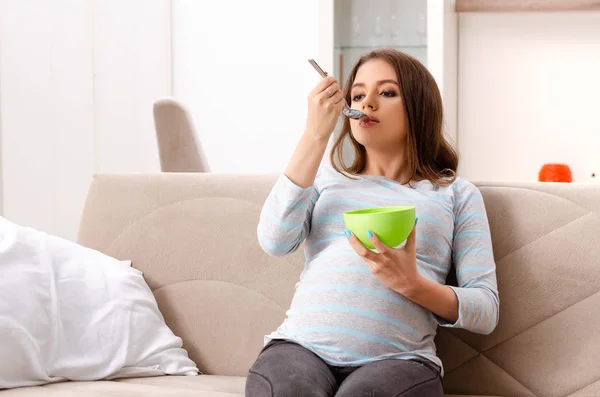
[358,117,380,128]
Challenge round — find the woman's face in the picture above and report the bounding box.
[349,59,408,152]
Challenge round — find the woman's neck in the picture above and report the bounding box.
[362,150,421,184]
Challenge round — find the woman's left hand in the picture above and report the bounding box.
[345,220,422,297]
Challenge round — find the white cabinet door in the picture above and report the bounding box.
[172,0,335,173]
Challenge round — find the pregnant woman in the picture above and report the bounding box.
[245,48,499,397]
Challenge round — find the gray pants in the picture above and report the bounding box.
[245,339,444,397]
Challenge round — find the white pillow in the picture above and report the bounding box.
[0,216,198,389]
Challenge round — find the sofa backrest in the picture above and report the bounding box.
[77,173,600,396]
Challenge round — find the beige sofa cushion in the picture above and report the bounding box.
[0,376,246,396]
[71,174,600,397]
[77,174,303,378]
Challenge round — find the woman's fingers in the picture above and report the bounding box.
[317,82,340,103]
[366,231,390,254]
[327,90,344,109]
[304,76,344,140]
[310,76,337,97]
[404,219,418,254]
[346,230,379,262]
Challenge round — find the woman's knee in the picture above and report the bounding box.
[245,340,336,397]
[335,359,443,397]
[246,369,274,397]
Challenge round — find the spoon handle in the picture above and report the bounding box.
[308,59,328,77]
[307,59,366,120]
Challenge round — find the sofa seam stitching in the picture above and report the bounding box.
[478,185,600,215]
[564,374,600,397]
[477,354,538,397]
[495,211,594,263]
[483,289,600,353]
[153,279,286,312]
[447,289,600,395]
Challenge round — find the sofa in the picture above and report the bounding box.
[3,173,599,397]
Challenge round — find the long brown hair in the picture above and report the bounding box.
[329,48,458,186]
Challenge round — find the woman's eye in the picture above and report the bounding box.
[352,91,396,101]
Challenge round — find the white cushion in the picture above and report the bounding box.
[0,217,198,389]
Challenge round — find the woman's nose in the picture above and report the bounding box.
[361,96,377,110]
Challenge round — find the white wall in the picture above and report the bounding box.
[0,0,170,240]
[457,11,600,183]
[428,0,458,145]
[171,0,334,174]
[92,0,171,173]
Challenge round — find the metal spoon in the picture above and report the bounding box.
[308,59,367,120]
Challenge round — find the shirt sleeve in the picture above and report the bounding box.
[435,179,500,335]
[256,172,320,257]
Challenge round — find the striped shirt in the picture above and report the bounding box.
[257,164,499,375]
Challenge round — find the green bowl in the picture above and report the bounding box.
[343,206,416,250]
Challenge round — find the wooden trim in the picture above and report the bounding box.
[456,0,600,12]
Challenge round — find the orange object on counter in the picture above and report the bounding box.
[538,164,572,182]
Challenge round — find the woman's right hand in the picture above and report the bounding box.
[305,76,345,141]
